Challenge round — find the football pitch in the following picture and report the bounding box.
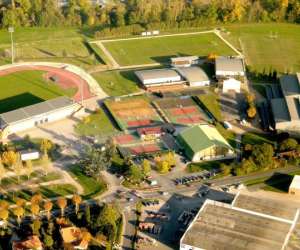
[0,70,75,113]
[102,32,236,66]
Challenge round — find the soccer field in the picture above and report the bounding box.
[225,23,300,73]
[102,32,236,66]
[0,70,75,113]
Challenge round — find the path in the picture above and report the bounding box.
[95,41,120,69]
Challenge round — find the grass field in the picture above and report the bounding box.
[242,132,277,146]
[0,70,76,113]
[225,23,300,73]
[197,92,222,121]
[92,69,141,96]
[102,32,236,66]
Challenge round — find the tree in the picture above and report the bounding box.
[81,229,92,243]
[0,201,9,210]
[165,152,176,167]
[251,143,274,169]
[40,139,52,156]
[72,194,82,215]
[15,198,26,207]
[0,161,6,185]
[0,209,9,228]
[25,160,33,180]
[43,234,54,249]
[31,219,41,235]
[41,153,52,175]
[14,158,23,184]
[1,150,18,168]
[247,106,257,119]
[57,197,67,217]
[44,200,53,220]
[220,163,231,176]
[85,204,91,226]
[157,161,170,174]
[280,138,298,152]
[142,159,151,176]
[246,92,255,104]
[31,203,40,219]
[127,165,144,184]
[13,206,24,226]
[31,193,42,205]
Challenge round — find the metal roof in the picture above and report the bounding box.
[271,98,291,123]
[215,57,244,73]
[171,56,199,63]
[135,69,181,82]
[280,74,300,97]
[0,96,75,125]
[289,175,300,190]
[176,66,209,83]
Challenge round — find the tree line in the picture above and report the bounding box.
[1,0,299,33]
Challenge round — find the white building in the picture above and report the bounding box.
[135,69,182,88]
[215,57,245,78]
[222,78,241,93]
[171,56,199,68]
[0,96,80,138]
[289,175,300,196]
[176,66,210,87]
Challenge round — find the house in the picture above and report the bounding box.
[271,73,300,136]
[289,175,300,196]
[177,125,235,162]
[0,96,80,138]
[215,57,245,78]
[180,190,300,250]
[135,69,182,89]
[60,227,89,250]
[137,126,164,141]
[176,66,210,87]
[171,56,199,68]
[12,235,43,250]
[222,78,241,93]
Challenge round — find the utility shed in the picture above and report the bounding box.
[215,57,245,78]
[177,125,235,162]
[289,175,300,196]
[171,56,199,67]
[135,69,181,88]
[176,66,210,87]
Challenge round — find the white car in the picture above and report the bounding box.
[223,121,233,130]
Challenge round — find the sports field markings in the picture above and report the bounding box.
[90,29,243,69]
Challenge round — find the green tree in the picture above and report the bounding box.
[31,219,41,235]
[280,138,298,152]
[157,161,170,174]
[142,159,151,176]
[0,161,7,185]
[40,139,52,156]
[25,160,33,180]
[250,143,274,169]
[127,165,143,184]
[43,234,54,249]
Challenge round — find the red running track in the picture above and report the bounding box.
[0,65,94,101]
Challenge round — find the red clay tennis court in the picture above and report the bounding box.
[129,144,161,155]
[115,134,136,144]
[170,106,198,116]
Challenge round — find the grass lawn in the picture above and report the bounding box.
[103,32,236,66]
[75,109,118,137]
[225,23,300,73]
[92,69,141,96]
[187,159,233,173]
[215,123,236,148]
[68,165,107,199]
[0,70,76,113]
[242,132,277,146]
[197,92,222,121]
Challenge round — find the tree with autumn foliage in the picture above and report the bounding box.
[72,194,82,215]
[57,197,67,217]
[44,200,53,221]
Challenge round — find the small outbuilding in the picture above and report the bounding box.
[171,56,199,68]
[176,67,210,87]
[289,175,300,196]
[215,57,245,78]
[135,69,182,88]
[222,78,241,93]
[177,125,235,162]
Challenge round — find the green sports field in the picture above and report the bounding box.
[0,70,76,113]
[224,23,300,73]
[102,32,236,66]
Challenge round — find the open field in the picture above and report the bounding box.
[92,69,141,96]
[242,132,277,146]
[197,92,222,122]
[154,97,211,126]
[102,32,236,66]
[225,23,300,73]
[0,70,75,113]
[104,97,163,130]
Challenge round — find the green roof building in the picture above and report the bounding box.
[177,125,235,162]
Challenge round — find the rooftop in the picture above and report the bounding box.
[176,66,209,83]
[280,74,300,97]
[13,235,43,250]
[171,56,199,63]
[0,96,76,126]
[289,175,300,190]
[271,98,291,122]
[135,69,181,83]
[215,57,244,73]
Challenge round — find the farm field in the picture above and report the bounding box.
[105,97,163,130]
[102,32,236,66]
[92,69,141,96]
[225,23,300,73]
[154,97,211,126]
[0,70,75,113]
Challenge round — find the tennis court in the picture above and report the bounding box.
[118,141,167,157]
[155,96,211,126]
[105,97,163,130]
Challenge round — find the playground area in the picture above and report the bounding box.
[155,97,211,126]
[105,97,163,130]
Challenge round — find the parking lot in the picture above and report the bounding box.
[220,92,246,121]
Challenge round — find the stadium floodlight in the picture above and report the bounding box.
[8,26,14,64]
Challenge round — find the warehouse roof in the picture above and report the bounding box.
[135,69,181,83]
[181,191,300,250]
[177,125,232,157]
[289,175,300,191]
[176,66,209,83]
[215,57,244,73]
[271,98,290,123]
[171,56,199,63]
[0,96,75,126]
[280,74,300,97]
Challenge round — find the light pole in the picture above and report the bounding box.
[8,26,14,64]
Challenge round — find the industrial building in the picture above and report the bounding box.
[180,191,300,250]
[222,78,241,93]
[271,73,300,136]
[289,175,300,196]
[171,56,199,68]
[176,66,210,87]
[0,96,80,138]
[215,57,245,78]
[135,69,182,89]
[177,125,235,162]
